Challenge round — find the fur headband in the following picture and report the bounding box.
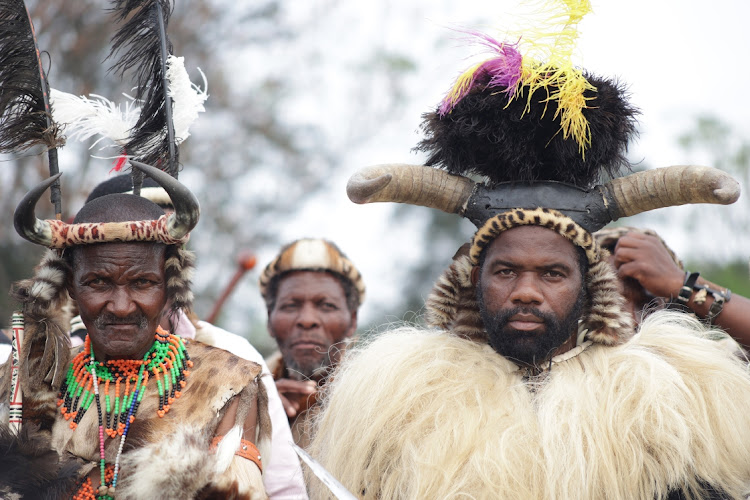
[44,215,189,249]
[259,238,365,305]
[428,207,634,345]
[470,207,600,266]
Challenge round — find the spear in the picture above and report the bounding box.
[205,252,257,324]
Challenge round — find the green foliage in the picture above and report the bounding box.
[690,259,750,298]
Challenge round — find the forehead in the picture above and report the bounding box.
[72,242,166,274]
[277,271,346,299]
[485,225,579,266]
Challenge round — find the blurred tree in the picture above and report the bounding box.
[676,115,750,298]
[361,204,475,332]
[677,115,749,255]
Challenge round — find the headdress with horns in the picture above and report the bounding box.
[5,0,201,318]
[346,4,739,346]
[10,0,201,251]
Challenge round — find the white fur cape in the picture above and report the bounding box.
[309,311,750,500]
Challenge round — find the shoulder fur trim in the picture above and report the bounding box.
[424,254,486,341]
[582,256,634,344]
[310,316,750,499]
[117,426,215,498]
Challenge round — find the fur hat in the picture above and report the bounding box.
[86,173,172,208]
[259,238,365,307]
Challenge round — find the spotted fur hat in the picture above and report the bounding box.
[259,238,365,308]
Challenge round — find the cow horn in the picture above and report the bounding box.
[346,164,475,214]
[13,173,62,246]
[129,161,200,239]
[602,165,740,219]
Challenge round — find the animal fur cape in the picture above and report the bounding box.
[308,311,750,500]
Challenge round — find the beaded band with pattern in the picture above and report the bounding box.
[45,215,189,249]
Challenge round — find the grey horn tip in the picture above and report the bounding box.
[347,172,393,204]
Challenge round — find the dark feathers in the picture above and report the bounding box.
[108,0,178,176]
[0,423,82,499]
[416,73,639,188]
[0,0,63,153]
[0,0,64,215]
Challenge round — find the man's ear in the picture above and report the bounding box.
[346,310,358,338]
[266,313,277,339]
[66,276,76,301]
[470,265,480,286]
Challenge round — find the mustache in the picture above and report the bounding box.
[492,306,556,329]
[94,313,148,330]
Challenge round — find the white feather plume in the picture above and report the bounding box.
[166,54,208,145]
[50,54,207,153]
[50,89,138,148]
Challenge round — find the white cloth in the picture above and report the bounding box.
[191,319,308,500]
[0,344,10,365]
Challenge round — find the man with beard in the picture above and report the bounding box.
[307,8,750,498]
[475,226,587,371]
[259,238,364,448]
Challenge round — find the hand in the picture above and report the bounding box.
[612,232,684,299]
[275,378,317,419]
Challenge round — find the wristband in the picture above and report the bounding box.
[674,271,700,305]
[705,287,731,325]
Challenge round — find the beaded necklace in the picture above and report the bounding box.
[59,326,192,500]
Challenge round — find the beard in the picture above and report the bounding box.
[478,288,586,367]
[282,348,334,381]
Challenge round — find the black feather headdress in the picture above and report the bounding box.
[417,72,639,187]
[0,0,65,215]
[108,0,178,179]
[415,30,639,189]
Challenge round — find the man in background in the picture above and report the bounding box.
[259,238,364,448]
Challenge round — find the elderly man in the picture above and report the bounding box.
[259,238,364,448]
[1,164,268,499]
[308,11,750,499]
[80,172,308,499]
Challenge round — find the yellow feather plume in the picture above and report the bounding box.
[443,61,484,112]
[512,0,595,155]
